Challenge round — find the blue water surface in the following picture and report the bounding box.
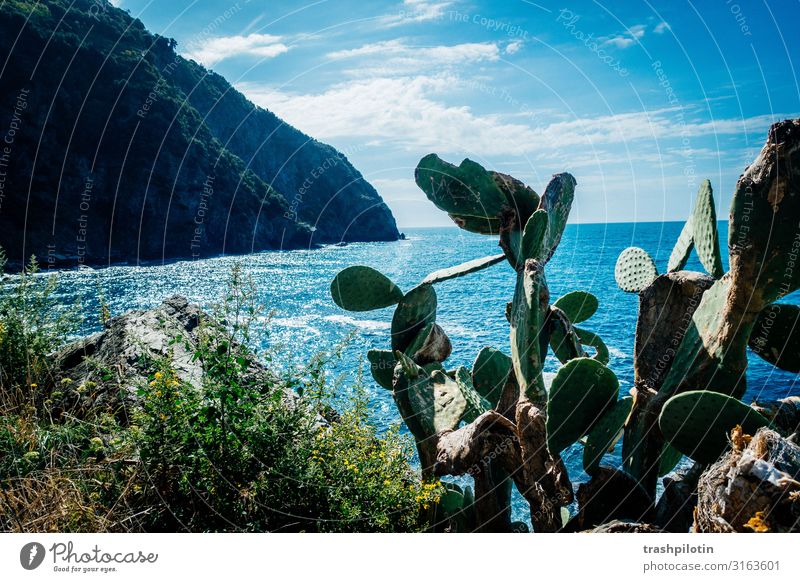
[48,223,799,523]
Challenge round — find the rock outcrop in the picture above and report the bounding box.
[53,295,293,418]
[694,427,800,532]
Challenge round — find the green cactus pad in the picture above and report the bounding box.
[575,328,610,365]
[492,171,540,227]
[330,266,403,311]
[548,309,585,364]
[510,260,548,402]
[691,180,724,279]
[614,247,658,293]
[367,349,395,390]
[403,322,451,365]
[414,155,507,232]
[657,443,684,477]
[538,173,576,262]
[391,284,437,353]
[748,303,800,373]
[422,253,506,285]
[471,347,512,408]
[546,358,620,455]
[659,390,771,464]
[394,353,466,437]
[453,367,490,422]
[518,209,547,264]
[667,215,694,272]
[583,397,633,476]
[553,290,599,324]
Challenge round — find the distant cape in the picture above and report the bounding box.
[0,0,399,268]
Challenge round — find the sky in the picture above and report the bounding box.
[110,0,800,228]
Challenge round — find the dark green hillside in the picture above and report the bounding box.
[0,0,398,267]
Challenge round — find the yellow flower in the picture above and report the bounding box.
[154,372,163,380]
[30,383,38,388]
[149,380,156,387]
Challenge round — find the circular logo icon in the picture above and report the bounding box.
[20,542,46,570]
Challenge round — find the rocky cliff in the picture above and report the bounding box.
[0,0,399,268]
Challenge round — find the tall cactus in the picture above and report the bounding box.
[617,119,800,494]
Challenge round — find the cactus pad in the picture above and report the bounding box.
[748,303,800,373]
[614,247,658,293]
[391,284,437,353]
[553,290,599,324]
[575,328,610,365]
[414,155,507,233]
[453,367,490,422]
[367,349,395,390]
[583,396,633,475]
[422,253,506,285]
[471,347,512,408]
[657,443,684,477]
[331,266,403,311]
[691,180,724,278]
[546,357,620,455]
[659,390,770,464]
[667,215,694,272]
[520,209,548,263]
[538,173,577,262]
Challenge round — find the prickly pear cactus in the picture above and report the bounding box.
[546,357,619,455]
[331,265,403,311]
[614,247,658,292]
[583,396,633,476]
[659,391,771,464]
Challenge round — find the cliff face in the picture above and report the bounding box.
[0,0,398,268]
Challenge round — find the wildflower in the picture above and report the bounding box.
[154,372,163,380]
[30,383,38,388]
[60,377,73,384]
[149,380,156,387]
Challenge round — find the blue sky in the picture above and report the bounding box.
[111,0,800,228]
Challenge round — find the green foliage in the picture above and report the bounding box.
[0,265,436,532]
[0,253,78,408]
[659,390,771,464]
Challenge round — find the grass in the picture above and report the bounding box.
[0,255,441,532]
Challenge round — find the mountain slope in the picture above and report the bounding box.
[0,0,398,268]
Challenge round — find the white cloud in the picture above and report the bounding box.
[378,0,453,28]
[654,21,670,34]
[238,76,785,159]
[184,33,290,67]
[602,24,646,49]
[505,40,523,55]
[327,40,501,75]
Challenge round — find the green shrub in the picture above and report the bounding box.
[0,261,438,532]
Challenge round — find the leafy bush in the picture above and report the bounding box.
[0,261,438,532]
[0,251,78,411]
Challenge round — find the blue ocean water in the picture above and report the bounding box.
[49,222,799,522]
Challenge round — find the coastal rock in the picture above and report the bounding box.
[53,295,293,418]
[694,427,800,532]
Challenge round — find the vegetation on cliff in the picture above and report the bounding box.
[0,256,436,532]
[0,0,398,268]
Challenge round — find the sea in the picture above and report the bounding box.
[46,222,800,524]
